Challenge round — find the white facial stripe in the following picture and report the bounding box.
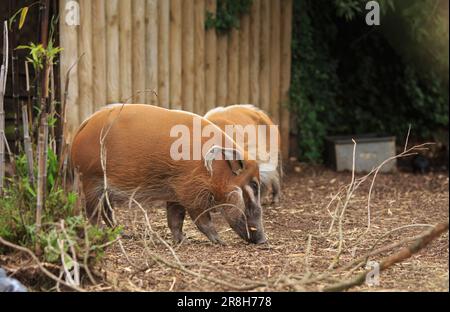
[243,185,256,202]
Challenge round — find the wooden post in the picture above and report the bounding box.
[280,0,293,160]
[227,28,239,105]
[259,0,270,113]
[239,12,250,104]
[106,0,120,103]
[270,0,281,124]
[216,33,228,107]
[205,0,217,112]
[78,0,93,121]
[146,0,158,105]
[182,0,195,112]
[158,0,170,108]
[249,0,261,107]
[194,0,205,114]
[92,0,107,111]
[60,0,79,138]
[132,0,146,103]
[119,0,133,102]
[170,0,182,109]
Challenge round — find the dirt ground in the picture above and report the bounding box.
[96,163,449,292]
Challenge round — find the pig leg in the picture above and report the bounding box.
[187,209,224,245]
[166,202,186,243]
[271,178,281,204]
[85,195,103,226]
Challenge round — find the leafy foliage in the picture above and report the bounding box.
[290,0,449,162]
[0,158,121,264]
[205,0,253,34]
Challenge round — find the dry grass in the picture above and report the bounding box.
[92,163,448,291]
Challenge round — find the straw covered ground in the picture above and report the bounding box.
[94,163,448,292]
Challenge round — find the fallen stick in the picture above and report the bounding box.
[323,221,449,292]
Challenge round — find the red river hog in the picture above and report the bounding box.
[71,104,267,244]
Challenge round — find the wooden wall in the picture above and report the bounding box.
[59,0,293,158]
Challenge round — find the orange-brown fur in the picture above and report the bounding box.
[71,104,266,244]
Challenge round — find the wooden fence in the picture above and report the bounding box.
[59,0,293,158]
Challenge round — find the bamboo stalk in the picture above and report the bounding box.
[78,0,94,121]
[145,0,158,105]
[0,21,9,196]
[119,0,132,102]
[25,61,33,130]
[10,27,20,155]
[170,0,182,109]
[239,12,250,104]
[92,0,107,111]
[269,0,281,124]
[216,33,228,106]
[158,0,170,108]
[58,54,84,186]
[227,28,239,104]
[205,0,217,112]
[35,115,47,254]
[249,0,260,106]
[106,0,120,103]
[194,0,205,114]
[259,0,270,112]
[22,104,35,184]
[280,0,293,160]
[182,0,195,112]
[50,65,56,152]
[132,0,146,104]
[36,0,51,255]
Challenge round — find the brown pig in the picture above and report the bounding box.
[70,104,267,244]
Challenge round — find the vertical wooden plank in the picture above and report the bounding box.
[119,0,132,102]
[59,0,79,136]
[205,0,217,112]
[249,0,260,106]
[280,0,293,160]
[227,28,239,104]
[194,0,205,114]
[105,0,120,103]
[92,0,107,110]
[216,33,228,107]
[158,0,170,108]
[239,11,250,103]
[78,0,93,121]
[146,0,158,105]
[132,0,146,103]
[170,0,182,109]
[259,0,270,113]
[182,0,195,112]
[269,0,281,124]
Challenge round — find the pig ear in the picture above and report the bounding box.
[204,145,245,176]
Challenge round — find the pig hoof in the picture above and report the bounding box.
[173,234,186,245]
[209,236,225,245]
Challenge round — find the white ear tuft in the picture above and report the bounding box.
[204,145,245,176]
[259,162,277,173]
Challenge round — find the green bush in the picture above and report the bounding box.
[205,0,253,34]
[290,0,449,163]
[0,153,121,265]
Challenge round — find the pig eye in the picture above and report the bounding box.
[249,181,259,195]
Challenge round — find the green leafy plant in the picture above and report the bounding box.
[205,0,253,34]
[290,0,448,163]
